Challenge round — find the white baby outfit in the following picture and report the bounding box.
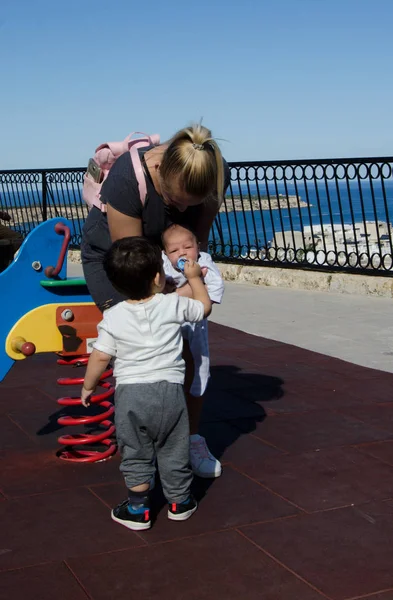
[162,251,224,396]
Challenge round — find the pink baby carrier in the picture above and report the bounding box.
[82,132,160,212]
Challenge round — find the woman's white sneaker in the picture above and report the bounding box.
[190,434,222,478]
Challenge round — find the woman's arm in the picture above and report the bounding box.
[106,203,142,242]
[101,153,143,242]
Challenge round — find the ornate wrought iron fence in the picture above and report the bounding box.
[1,156,393,274]
[0,169,87,247]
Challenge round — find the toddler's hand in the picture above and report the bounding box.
[183,259,202,280]
[81,386,95,407]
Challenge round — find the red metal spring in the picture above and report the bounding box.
[55,355,117,463]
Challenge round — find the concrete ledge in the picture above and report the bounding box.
[218,263,393,298]
[68,250,393,298]
[68,250,82,263]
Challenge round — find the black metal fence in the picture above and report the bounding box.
[0,168,87,247]
[1,156,393,275]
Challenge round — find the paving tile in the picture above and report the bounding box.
[199,421,284,468]
[342,376,393,405]
[0,386,53,416]
[356,440,393,467]
[339,404,393,433]
[240,500,393,600]
[279,364,393,403]
[248,410,392,452]
[0,415,36,451]
[236,385,364,414]
[209,322,283,349]
[322,359,390,380]
[228,377,285,404]
[0,562,88,600]
[358,592,393,600]
[201,388,266,423]
[208,364,283,393]
[0,448,121,498]
[279,366,354,390]
[264,373,393,413]
[91,466,299,544]
[0,487,143,571]
[0,354,66,390]
[246,446,393,511]
[68,529,326,600]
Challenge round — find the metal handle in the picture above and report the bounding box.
[44,223,71,278]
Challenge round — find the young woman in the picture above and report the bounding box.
[81,123,230,478]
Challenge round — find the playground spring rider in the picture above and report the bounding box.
[1,218,116,463]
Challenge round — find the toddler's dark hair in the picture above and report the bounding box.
[103,237,162,300]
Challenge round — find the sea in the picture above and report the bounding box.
[1,178,393,249]
[213,178,393,249]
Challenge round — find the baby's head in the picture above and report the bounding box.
[104,237,165,301]
[162,224,199,268]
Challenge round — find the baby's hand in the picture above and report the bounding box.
[183,259,202,280]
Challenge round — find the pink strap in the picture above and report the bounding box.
[126,132,160,146]
[127,132,160,205]
[90,197,107,212]
[130,141,150,203]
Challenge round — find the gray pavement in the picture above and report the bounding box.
[210,281,393,373]
[68,260,393,373]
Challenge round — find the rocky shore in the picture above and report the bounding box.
[220,194,308,213]
[4,205,88,225]
[3,193,308,225]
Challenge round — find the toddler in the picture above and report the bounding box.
[81,237,212,531]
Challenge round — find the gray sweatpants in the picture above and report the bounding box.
[115,381,192,504]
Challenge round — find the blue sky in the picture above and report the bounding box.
[1,0,392,168]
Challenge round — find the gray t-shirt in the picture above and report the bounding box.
[82,149,230,254]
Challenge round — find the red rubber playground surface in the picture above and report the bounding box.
[2,322,393,600]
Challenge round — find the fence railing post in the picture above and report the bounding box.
[42,171,47,221]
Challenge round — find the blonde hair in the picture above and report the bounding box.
[160,123,224,202]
